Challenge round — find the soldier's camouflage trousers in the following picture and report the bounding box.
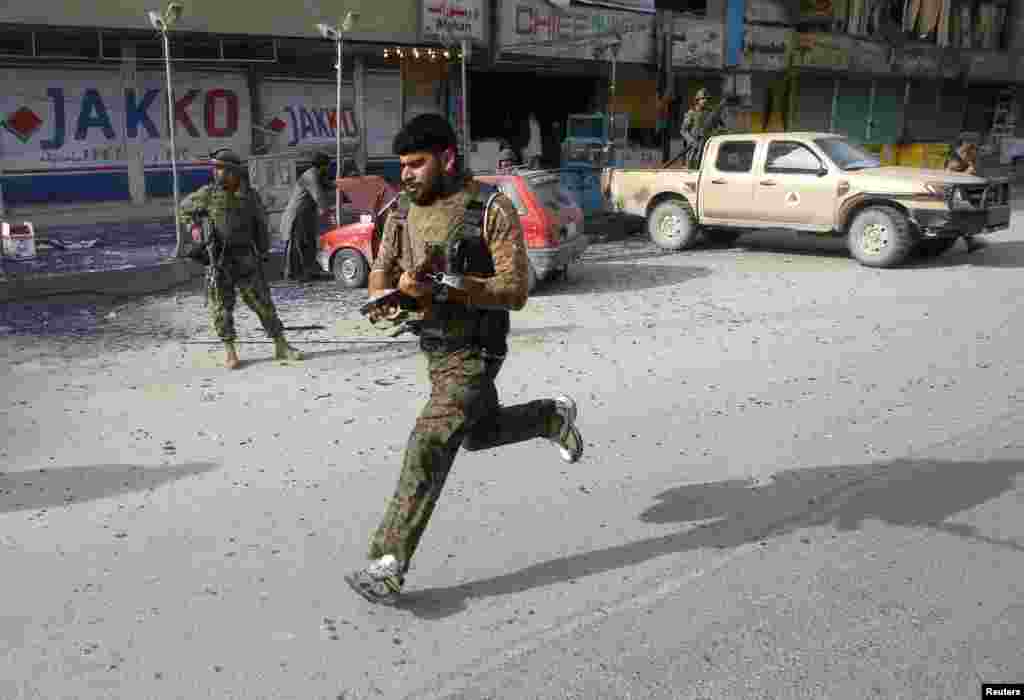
[369,345,562,569]
[207,253,285,341]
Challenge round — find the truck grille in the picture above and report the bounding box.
[960,182,1010,207]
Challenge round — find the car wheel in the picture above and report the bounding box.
[915,238,957,259]
[847,206,914,268]
[331,248,369,288]
[704,227,742,247]
[647,197,699,251]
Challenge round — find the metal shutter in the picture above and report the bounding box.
[904,79,944,142]
[365,71,402,158]
[793,75,836,133]
[933,80,969,144]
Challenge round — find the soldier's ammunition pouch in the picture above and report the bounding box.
[418,305,510,356]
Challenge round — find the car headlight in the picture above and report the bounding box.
[923,182,952,199]
[923,182,972,209]
[948,186,973,210]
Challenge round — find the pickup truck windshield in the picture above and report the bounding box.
[814,138,881,171]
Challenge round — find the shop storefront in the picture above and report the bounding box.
[490,0,658,170]
[0,65,250,205]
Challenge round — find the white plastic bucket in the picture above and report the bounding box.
[1,221,36,260]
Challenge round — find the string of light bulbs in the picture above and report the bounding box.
[384,46,464,61]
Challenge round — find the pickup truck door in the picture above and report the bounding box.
[700,139,760,223]
[754,140,836,228]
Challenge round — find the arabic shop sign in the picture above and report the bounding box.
[0,68,250,171]
[740,24,792,72]
[420,0,486,43]
[793,32,851,71]
[671,17,724,69]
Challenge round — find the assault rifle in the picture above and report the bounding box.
[185,208,227,305]
[359,240,468,337]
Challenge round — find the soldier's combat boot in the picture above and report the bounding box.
[550,394,584,463]
[224,341,241,370]
[345,554,404,605]
[273,336,304,362]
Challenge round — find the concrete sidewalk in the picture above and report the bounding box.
[0,199,640,302]
[3,198,177,229]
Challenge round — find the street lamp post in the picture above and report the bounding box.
[316,12,359,218]
[595,36,622,166]
[460,39,471,164]
[147,2,185,256]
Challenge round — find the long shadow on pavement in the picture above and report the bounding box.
[397,458,1024,619]
[911,240,1024,270]
[0,462,218,513]
[534,263,711,298]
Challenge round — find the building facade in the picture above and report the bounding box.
[2,0,1023,207]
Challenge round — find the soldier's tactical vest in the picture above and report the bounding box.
[393,182,511,357]
[208,183,259,250]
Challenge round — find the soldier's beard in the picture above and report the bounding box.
[404,167,457,205]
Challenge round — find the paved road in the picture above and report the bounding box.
[2,222,1023,699]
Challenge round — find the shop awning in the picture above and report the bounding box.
[551,0,657,14]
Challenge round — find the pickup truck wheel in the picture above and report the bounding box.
[915,238,957,259]
[704,227,741,247]
[847,206,914,268]
[332,248,369,288]
[648,198,699,251]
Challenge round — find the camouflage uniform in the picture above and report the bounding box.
[680,89,726,169]
[366,179,565,570]
[179,182,285,341]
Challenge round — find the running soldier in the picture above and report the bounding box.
[345,115,584,604]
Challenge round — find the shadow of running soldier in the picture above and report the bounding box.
[179,149,304,369]
[344,114,585,605]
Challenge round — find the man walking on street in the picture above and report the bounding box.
[281,151,331,282]
[179,149,304,369]
[345,114,584,604]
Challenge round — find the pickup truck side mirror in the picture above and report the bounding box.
[817,166,829,177]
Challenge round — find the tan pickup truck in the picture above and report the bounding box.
[601,132,1012,267]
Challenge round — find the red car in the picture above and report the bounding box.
[318,171,588,291]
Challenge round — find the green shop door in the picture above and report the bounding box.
[868,79,905,145]
[834,79,903,145]
[833,79,871,143]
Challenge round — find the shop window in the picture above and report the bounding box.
[35,28,100,59]
[804,0,1008,50]
[0,28,33,56]
[715,141,756,172]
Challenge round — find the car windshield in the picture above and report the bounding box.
[814,137,881,171]
[526,176,577,212]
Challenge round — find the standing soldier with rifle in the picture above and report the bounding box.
[679,88,730,169]
[179,148,304,370]
[344,114,584,604]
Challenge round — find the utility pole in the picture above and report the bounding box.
[659,11,675,164]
